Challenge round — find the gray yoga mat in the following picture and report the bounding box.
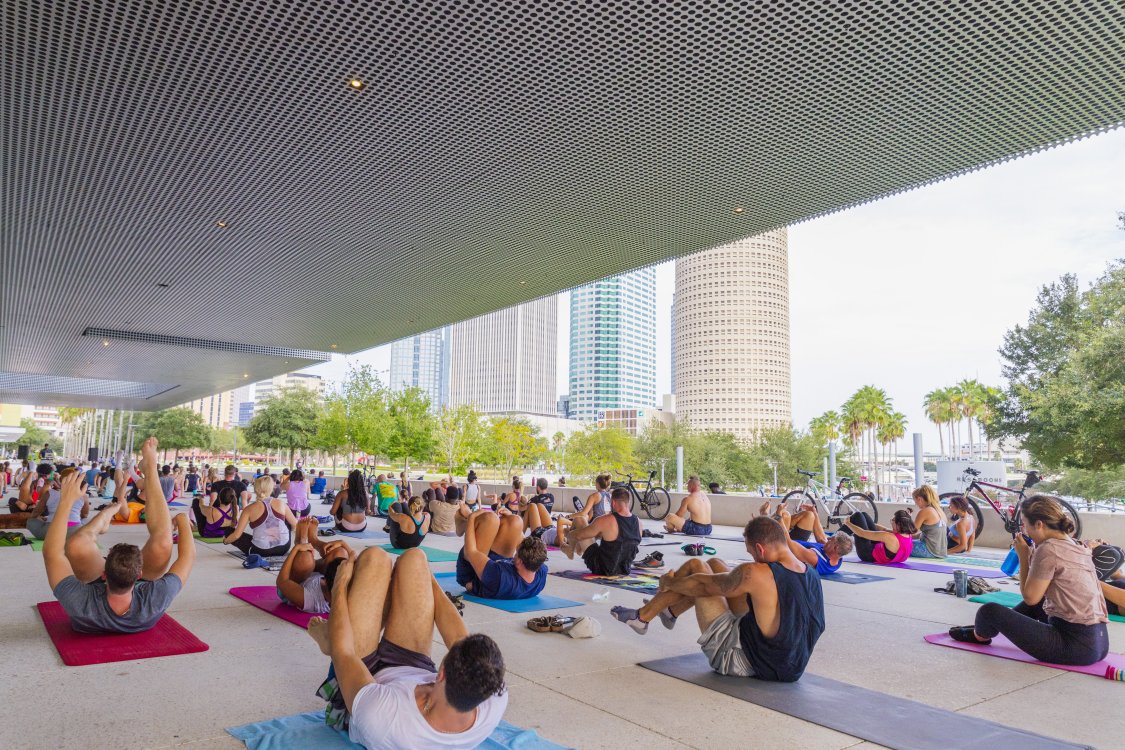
[639,652,1092,750]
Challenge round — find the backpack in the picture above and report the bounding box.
[0,531,29,546]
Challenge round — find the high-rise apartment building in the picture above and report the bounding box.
[183,390,235,429]
[568,268,657,423]
[447,297,558,415]
[388,328,448,409]
[254,372,325,412]
[672,228,791,441]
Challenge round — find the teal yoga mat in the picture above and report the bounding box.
[969,590,1125,623]
[227,711,573,750]
[378,544,459,562]
[435,572,582,612]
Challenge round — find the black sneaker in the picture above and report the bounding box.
[445,591,465,616]
[641,529,665,539]
[635,551,665,569]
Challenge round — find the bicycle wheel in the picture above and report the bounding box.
[831,493,877,529]
[642,487,671,520]
[939,493,986,538]
[783,490,816,515]
[1013,496,1082,539]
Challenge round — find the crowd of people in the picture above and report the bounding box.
[3,447,1122,749]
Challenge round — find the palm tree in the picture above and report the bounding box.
[923,388,951,458]
[975,384,1002,460]
[809,411,842,446]
[841,399,865,471]
[878,410,908,483]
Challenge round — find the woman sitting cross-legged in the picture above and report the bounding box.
[222,475,298,557]
[192,486,237,539]
[330,470,369,533]
[842,509,915,564]
[948,495,1109,666]
[909,486,948,559]
[387,496,432,550]
[946,496,977,554]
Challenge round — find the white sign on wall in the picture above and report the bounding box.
[936,460,1007,496]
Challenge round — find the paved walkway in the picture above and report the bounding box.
[2,502,1120,749]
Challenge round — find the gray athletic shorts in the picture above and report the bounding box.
[697,611,754,677]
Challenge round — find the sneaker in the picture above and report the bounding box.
[610,606,648,635]
[445,591,465,616]
[634,551,665,569]
[643,598,677,630]
[641,529,665,539]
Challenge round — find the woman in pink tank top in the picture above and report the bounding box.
[844,509,915,564]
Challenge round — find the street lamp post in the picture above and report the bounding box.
[768,460,778,496]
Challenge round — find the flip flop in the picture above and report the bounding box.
[527,616,557,633]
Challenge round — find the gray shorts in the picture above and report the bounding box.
[697,611,754,677]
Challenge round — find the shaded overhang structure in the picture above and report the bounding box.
[2,1,1123,410]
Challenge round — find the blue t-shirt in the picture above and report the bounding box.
[311,477,327,494]
[797,541,841,576]
[85,467,99,486]
[478,558,547,600]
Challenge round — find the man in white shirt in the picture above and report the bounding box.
[308,546,508,749]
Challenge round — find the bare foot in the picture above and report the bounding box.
[307,616,331,655]
[758,500,771,516]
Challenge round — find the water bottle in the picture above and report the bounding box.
[1000,546,1021,577]
[953,569,968,598]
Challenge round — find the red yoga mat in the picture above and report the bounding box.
[36,601,208,666]
[925,632,1125,678]
[228,586,316,629]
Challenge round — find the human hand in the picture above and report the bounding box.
[59,470,84,506]
[1014,532,1032,558]
[758,500,771,516]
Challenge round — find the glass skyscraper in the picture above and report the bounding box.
[568,268,657,423]
[388,328,448,410]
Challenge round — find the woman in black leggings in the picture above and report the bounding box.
[948,495,1109,666]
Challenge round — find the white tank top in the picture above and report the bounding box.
[45,488,82,524]
[465,483,479,502]
[251,501,290,549]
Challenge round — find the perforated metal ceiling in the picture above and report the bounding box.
[2,1,1124,410]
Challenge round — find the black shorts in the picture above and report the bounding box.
[789,527,812,543]
[362,638,436,676]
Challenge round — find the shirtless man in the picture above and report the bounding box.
[611,516,825,682]
[664,476,712,536]
[559,488,642,575]
[276,517,355,614]
[307,547,508,748]
[759,499,828,544]
[43,437,195,634]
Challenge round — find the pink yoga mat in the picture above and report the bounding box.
[228,586,316,629]
[36,601,208,666]
[924,632,1125,677]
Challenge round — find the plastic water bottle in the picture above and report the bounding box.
[592,591,609,602]
[1000,547,1020,577]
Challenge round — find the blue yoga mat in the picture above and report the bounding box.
[332,527,389,540]
[822,570,891,585]
[227,710,573,750]
[435,572,583,613]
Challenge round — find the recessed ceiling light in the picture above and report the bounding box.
[349,78,365,91]
[243,373,248,378]
[101,339,110,347]
[733,207,745,214]
[216,220,228,228]
[330,344,338,350]
[519,280,527,285]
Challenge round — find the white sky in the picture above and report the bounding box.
[306,127,1125,453]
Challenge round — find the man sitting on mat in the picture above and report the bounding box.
[456,509,548,600]
[559,487,642,575]
[307,547,508,748]
[276,517,353,615]
[43,437,194,634]
[663,476,713,537]
[759,499,828,544]
[611,516,825,682]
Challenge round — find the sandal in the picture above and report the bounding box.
[527,616,558,633]
[948,626,990,645]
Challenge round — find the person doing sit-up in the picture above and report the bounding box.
[386,496,431,550]
[664,476,713,536]
[25,463,89,539]
[559,487,642,575]
[456,509,548,600]
[306,546,507,749]
[222,475,298,557]
[773,508,854,576]
[192,485,237,538]
[909,486,947,559]
[276,518,354,614]
[612,516,825,682]
[842,509,915,564]
[949,496,1108,666]
[758,499,828,544]
[43,437,194,634]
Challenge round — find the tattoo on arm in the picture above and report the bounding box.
[718,566,746,595]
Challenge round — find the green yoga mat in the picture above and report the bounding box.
[193,532,226,544]
[30,539,44,551]
[969,590,1125,623]
[377,544,459,562]
[946,554,1004,569]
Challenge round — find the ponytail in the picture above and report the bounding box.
[1022,495,1076,536]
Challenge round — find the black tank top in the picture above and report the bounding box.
[738,561,825,682]
[583,512,641,575]
[389,512,428,549]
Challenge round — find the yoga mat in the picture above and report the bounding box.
[192,531,225,544]
[848,557,1006,578]
[377,544,459,562]
[822,570,891,585]
[968,590,1125,623]
[334,527,389,540]
[946,554,1004,569]
[435,572,583,612]
[640,652,1092,750]
[925,633,1125,679]
[229,586,315,629]
[36,601,208,666]
[227,710,573,750]
[669,532,745,542]
[640,541,679,547]
[552,569,660,592]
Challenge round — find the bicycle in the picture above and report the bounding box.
[939,468,1082,539]
[572,471,672,520]
[783,470,877,530]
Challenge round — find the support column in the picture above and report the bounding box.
[675,445,684,493]
[913,432,924,487]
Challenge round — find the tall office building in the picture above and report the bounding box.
[447,297,558,415]
[568,268,657,422]
[388,327,448,409]
[672,228,791,441]
[253,372,325,412]
[182,390,235,429]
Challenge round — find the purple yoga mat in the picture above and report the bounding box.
[228,586,316,629]
[849,558,1006,578]
[924,633,1125,678]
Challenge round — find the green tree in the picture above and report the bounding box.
[138,407,212,462]
[385,387,437,473]
[12,418,61,456]
[808,411,842,447]
[994,262,1125,470]
[244,386,320,465]
[923,387,956,459]
[748,427,859,494]
[313,394,351,473]
[338,364,389,463]
[487,417,543,477]
[564,426,636,482]
[434,404,484,474]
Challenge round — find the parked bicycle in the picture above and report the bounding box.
[783,469,877,529]
[939,468,1082,539]
[572,471,671,520]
